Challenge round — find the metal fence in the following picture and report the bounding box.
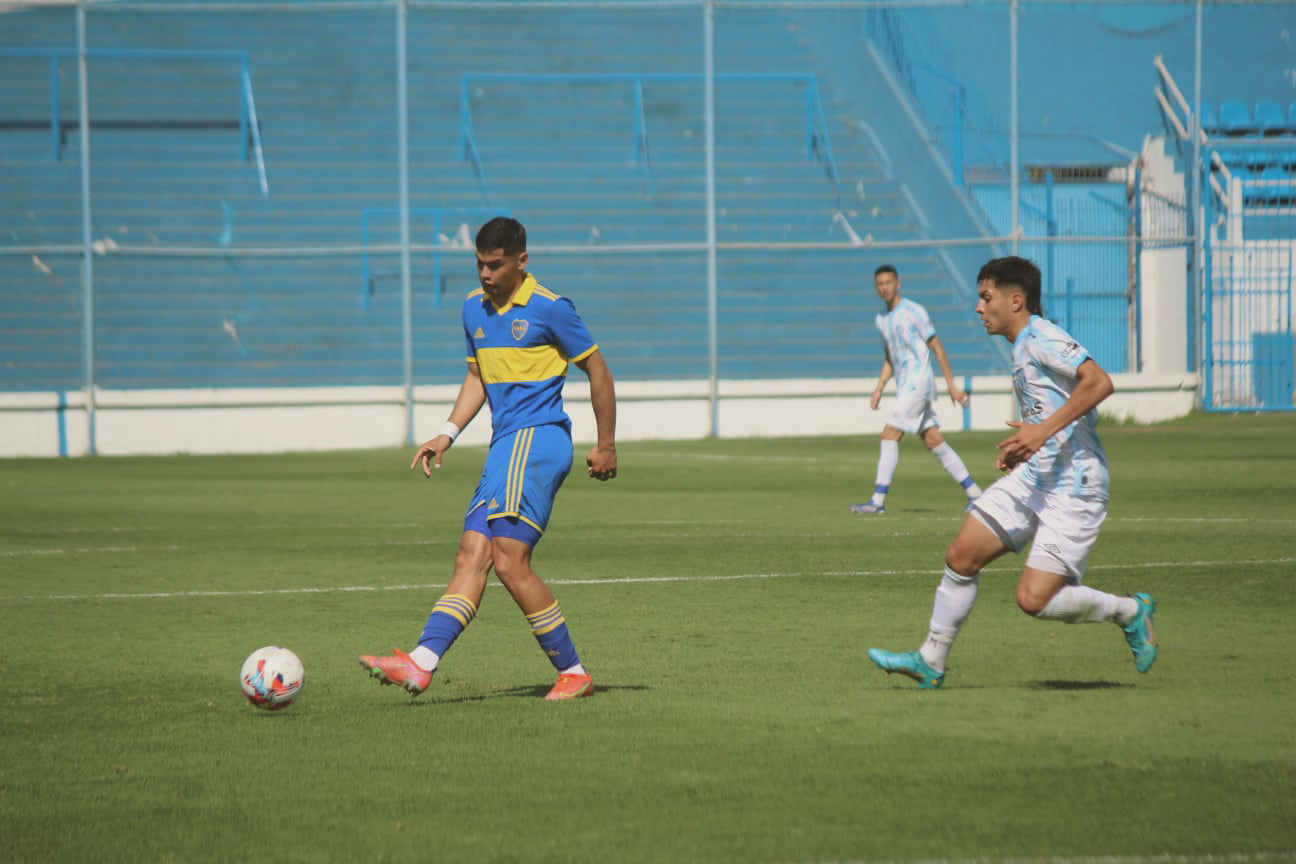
[1,0,1292,453]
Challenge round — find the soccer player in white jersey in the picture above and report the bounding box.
[868,256,1157,689]
[850,265,981,514]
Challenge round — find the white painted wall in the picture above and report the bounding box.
[0,372,1199,458]
[1140,247,1189,374]
[1137,136,1191,376]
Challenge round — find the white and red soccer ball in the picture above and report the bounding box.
[240,646,305,710]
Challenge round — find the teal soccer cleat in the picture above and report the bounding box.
[1122,593,1158,673]
[868,648,944,689]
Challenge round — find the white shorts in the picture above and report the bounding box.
[969,469,1107,581]
[886,391,940,436]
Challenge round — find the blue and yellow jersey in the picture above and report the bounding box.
[462,273,598,442]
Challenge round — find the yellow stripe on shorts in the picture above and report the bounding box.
[506,427,533,514]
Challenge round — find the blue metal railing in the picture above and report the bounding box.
[864,7,996,189]
[910,61,966,186]
[360,207,511,310]
[456,72,841,204]
[0,47,267,195]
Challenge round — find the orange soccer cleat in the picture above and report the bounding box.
[544,671,594,701]
[359,649,434,697]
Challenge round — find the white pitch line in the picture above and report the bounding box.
[0,545,183,557]
[2,556,1293,603]
[797,852,1296,864]
[4,512,1291,559]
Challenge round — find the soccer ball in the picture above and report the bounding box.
[240,646,305,710]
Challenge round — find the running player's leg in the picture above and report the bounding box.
[920,423,982,504]
[359,505,493,696]
[850,417,906,514]
[868,476,1021,688]
[486,424,592,699]
[1019,496,1157,672]
[407,517,493,673]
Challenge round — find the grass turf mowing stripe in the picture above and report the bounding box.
[3,555,1293,602]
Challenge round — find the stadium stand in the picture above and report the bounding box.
[1217,100,1252,136]
[1254,100,1286,136]
[1199,101,1218,135]
[0,6,1018,393]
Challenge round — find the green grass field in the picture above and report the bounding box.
[2,412,1294,863]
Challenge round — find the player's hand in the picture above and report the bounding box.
[410,435,453,477]
[869,390,883,411]
[995,421,1046,471]
[586,443,617,481]
[949,384,969,407]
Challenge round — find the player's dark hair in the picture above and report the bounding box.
[476,217,527,257]
[874,264,898,278]
[977,256,1043,315]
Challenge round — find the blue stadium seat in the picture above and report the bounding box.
[1218,100,1252,135]
[1289,100,1296,132]
[1226,161,1253,180]
[1257,165,1295,205]
[1254,100,1285,135]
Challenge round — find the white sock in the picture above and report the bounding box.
[408,646,439,671]
[932,442,981,498]
[1036,585,1128,623]
[873,439,899,504]
[919,566,979,672]
[560,663,587,676]
[1113,595,1140,625]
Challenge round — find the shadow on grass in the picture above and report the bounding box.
[1028,679,1133,691]
[410,682,653,705]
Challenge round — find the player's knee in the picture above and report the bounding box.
[488,543,533,582]
[453,542,491,578]
[1015,583,1051,617]
[944,541,977,576]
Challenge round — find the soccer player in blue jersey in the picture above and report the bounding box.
[868,256,1157,689]
[360,217,617,701]
[850,264,981,514]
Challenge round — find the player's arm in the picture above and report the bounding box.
[871,350,894,411]
[996,358,1114,470]
[411,364,487,477]
[575,349,617,481]
[927,334,968,406]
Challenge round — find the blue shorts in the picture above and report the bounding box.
[464,423,573,548]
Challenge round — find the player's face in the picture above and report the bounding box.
[874,271,900,308]
[476,247,528,303]
[975,279,1018,338]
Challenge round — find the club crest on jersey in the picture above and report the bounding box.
[511,319,530,341]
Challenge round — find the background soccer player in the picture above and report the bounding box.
[868,256,1157,689]
[850,264,981,515]
[361,217,617,701]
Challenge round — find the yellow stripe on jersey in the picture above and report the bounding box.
[475,344,570,384]
[569,344,598,364]
[531,283,560,301]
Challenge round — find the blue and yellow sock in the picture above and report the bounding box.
[526,601,580,671]
[418,593,477,657]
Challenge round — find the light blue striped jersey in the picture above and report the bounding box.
[1010,315,1109,500]
[462,274,598,443]
[875,297,937,401]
